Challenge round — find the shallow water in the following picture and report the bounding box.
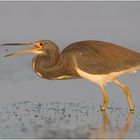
[0,101,139,138]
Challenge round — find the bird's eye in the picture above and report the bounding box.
[40,43,43,46]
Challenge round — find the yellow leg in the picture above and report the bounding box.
[100,85,109,111]
[114,79,134,112]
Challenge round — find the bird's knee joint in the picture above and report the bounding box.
[124,86,129,93]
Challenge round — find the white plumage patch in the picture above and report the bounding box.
[72,54,140,85]
[36,72,43,78]
[75,66,140,86]
[32,61,35,70]
[32,61,43,78]
[51,75,71,80]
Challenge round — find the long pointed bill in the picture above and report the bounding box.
[1,43,33,46]
[4,49,37,57]
[1,43,39,57]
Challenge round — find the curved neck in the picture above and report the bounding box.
[32,48,65,79]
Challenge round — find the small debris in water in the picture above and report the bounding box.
[0,101,139,138]
[34,115,38,118]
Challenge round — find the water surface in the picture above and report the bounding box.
[0,101,139,138]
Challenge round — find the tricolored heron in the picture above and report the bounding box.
[2,40,140,112]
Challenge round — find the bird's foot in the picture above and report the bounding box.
[100,107,106,111]
[130,108,134,112]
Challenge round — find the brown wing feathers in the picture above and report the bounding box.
[63,41,140,74]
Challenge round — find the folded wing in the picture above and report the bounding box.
[64,41,140,74]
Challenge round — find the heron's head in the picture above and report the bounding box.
[2,40,59,57]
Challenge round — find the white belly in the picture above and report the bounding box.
[75,66,140,86]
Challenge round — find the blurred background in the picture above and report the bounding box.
[0,1,140,110]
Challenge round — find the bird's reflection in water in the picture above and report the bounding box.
[89,111,134,139]
[114,112,133,138]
